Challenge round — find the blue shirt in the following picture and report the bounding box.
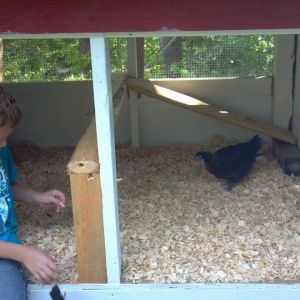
[0,146,19,244]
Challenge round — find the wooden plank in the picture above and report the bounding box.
[111,72,128,96]
[69,173,106,283]
[28,283,300,300]
[126,78,296,144]
[67,118,99,174]
[67,73,127,174]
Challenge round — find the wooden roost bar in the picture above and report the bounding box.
[67,73,127,283]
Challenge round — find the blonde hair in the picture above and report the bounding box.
[0,86,22,128]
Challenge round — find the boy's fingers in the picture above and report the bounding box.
[53,190,65,200]
[47,263,59,275]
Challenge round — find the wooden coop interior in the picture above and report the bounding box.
[2,34,300,286]
[65,67,300,283]
[2,2,300,299]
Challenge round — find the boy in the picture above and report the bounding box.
[0,86,66,299]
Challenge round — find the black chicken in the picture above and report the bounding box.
[195,135,261,190]
[50,285,65,300]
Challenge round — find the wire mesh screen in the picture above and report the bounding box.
[0,38,128,82]
[142,35,274,79]
[0,36,274,82]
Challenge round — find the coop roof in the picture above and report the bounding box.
[1,0,300,35]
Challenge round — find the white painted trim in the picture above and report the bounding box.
[127,38,141,147]
[90,37,121,283]
[272,35,295,128]
[28,283,300,300]
[2,29,300,39]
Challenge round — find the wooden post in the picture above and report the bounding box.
[68,118,106,283]
[272,35,299,169]
[272,35,295,129]
[293,35,300,148]
[67,72,127,283]
[69,173,106,283]
[127,37,141,147]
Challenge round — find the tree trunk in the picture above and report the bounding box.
[160,37,182,78]
[79,39,90,53]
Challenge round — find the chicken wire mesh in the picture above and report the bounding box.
[141,35,274,79]
[0,36,274,82]
[0,38,128,82]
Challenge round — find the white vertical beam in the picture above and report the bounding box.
[90,37,121,283]
[293,35,300,147]
[127,38,140,147]
[127,38,138,77]
[272,35,295,128]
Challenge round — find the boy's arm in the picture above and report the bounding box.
[11,182,40,205]
[0,240,59,282]
[12,182,65,210]
[0,240,28,261]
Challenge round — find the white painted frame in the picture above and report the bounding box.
[28,283,300,299]
[1,28,300,39]
[90,37,121,283]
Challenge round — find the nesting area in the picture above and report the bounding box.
[12,139,300,284]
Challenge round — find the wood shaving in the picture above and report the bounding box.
[11,140,300,284]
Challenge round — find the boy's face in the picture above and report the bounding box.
[0,125,13,146]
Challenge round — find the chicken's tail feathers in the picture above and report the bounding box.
[249,135,261,153]
[50,285,65,300]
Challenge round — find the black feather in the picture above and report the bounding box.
[50,285,65,300]
[195,135,261,190]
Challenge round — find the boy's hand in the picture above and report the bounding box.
[21,246,60,283]
[36,190,66,212]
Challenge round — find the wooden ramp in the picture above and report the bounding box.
[126,78,296,145]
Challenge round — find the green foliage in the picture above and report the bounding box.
[3,38,128,82]
[4,39,92,82]
[2,35,274,82]
[144,35,274,79]
[110,38,128,73]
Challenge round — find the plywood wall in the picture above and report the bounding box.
[3,78,274,148]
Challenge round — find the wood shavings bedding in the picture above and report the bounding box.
[11,141,300,284]
[117,144,300,283]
